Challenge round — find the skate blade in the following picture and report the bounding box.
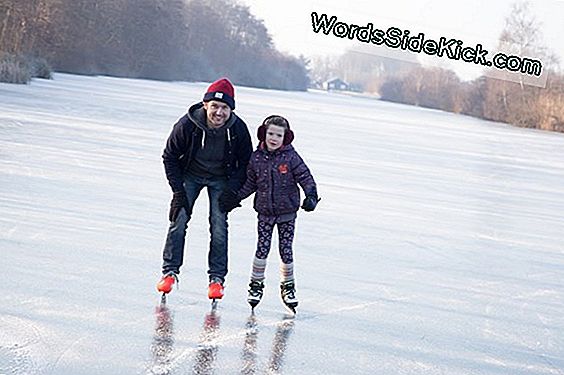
[160,293,167,305]
[284,303,297,314]
[211,299,219,311]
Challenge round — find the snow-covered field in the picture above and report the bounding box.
[1,73,563,374]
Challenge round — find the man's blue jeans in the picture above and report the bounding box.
[162,173,228,282]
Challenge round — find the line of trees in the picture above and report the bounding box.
[0,0,309,90]
[379,2,563,132]
[379,67,564,132]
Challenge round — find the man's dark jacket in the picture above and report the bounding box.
[162,102,253,193]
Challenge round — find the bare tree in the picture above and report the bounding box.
[483,0,560,130]
[0,0,55,54]
[498,1,559,73]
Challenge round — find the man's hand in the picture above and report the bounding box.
[169,191,189,222]
[219,190,241,213]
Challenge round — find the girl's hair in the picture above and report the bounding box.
[262,115,290,132]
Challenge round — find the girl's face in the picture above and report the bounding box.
[265,124,285,151]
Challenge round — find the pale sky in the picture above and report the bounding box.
[240,0,564,81]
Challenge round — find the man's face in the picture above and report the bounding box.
[265,124,285,151]
[203,100,231,128]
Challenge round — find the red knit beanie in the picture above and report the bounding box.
[203,78,235,109]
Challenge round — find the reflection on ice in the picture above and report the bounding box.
[240,314,259,374]
[193,310,221,375]
[268,316,295,374]
[240,314,295,374]
[149,304,174,375]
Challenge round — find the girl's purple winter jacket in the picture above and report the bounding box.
[237,143,316,219]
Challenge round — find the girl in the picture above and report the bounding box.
[220,115,319,312]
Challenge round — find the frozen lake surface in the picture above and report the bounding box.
[1,74,563,374]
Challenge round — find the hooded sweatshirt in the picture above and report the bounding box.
[162,102,253,193]
[188,105,234,178]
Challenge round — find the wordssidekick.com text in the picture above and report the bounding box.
[311,12,543,77]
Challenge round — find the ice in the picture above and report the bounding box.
[1,74,563,374]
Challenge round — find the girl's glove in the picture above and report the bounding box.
[301,194,320,212]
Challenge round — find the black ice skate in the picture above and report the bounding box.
[280,281,298,313]
[247,280,264,309]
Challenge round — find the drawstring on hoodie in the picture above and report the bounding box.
[200,120,231,150]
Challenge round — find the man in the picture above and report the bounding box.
[157,78,253,301]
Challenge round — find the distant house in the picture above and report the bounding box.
[323,78,349,91]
